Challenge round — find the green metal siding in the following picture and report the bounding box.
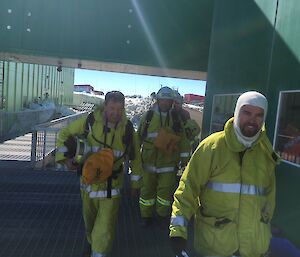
[204,0,300,246]
[203,0,277,137]
[0,62,3,108]
[267,0,300,137]
[15,63,22,111]
[267,0,300,246]
[2,61,74,112]
[7,62,16,111]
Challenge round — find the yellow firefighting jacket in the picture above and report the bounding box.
[179,117,201,167]
[170,117,280,257]
[56,105,142,196]
[137,107,183,174]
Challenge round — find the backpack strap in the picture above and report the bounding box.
[123,120,135,160]
[123,120,134,145]
[140,110,154,142]
[83,112,95,137]
[107,120,134,198]
[84,112,107,146]
[171,109,182,133]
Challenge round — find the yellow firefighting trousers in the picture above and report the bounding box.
[81,189,120,255]
[139,171,177,218]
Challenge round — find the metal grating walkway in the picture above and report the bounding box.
[0,161,197,257]
[0,134,32,161]
[0,161,85,257]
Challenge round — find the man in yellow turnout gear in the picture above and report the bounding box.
[170,91,280,257]
[173,91,200,171]
[137,86,184,227]
[56,91,142,257]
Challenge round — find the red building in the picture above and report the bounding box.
[184,94,205,104]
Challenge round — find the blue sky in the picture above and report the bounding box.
[74,69,206,97]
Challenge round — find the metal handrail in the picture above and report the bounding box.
[31,112,88,169]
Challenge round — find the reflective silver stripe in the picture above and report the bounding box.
[57,146,68,153]
[176,250,189,257]
[157,195,171,206]
[143,164,175,173]
[131,175,142,181]
[92,251,106,257]
[89,189,120,198]
[207,181,267,196]
[241,184,266,196]
[91,146,124,158]
[139,197,155,206]
[147,132,158,138]
[80,183,120,198]
[80,183,92,192]
[92,146,101,152]
[170,216,188,227]
[207,182,241,193]
[180,152,190,158]
[113,149,124,157]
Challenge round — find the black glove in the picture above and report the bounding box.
[64,136,77,158]
[170,237,187,256]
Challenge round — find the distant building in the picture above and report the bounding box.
[92,90,104,96]
[74,84,94,93]
[184,94,205,104]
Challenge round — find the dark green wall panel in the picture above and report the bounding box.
[267,0,300,246]
[203,0,300,246]
[273,164,300,246]
[267,0,300,137]
[0,0,213,72]
[203,0,277,137]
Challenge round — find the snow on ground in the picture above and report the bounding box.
[183,103,204,112]
[125,96,154,129]
[58,93,202,129]
[125,96,202,129]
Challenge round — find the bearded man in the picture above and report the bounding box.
[169,91,280,257]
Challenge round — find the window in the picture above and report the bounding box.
[274,91,300,167]
[210,94,240,133]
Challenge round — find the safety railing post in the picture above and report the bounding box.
[0,112,3,142]
[31,130,38,167]
[42,129,47,169]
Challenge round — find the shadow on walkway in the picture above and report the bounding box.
[0,160,196,257]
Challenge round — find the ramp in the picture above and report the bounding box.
[0,161,197,257]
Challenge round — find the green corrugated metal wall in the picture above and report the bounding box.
[203,0,300,246]
[267,0,300,246]
[1,61,74,112]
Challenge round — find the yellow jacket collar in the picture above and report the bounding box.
[224,117,267,153]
